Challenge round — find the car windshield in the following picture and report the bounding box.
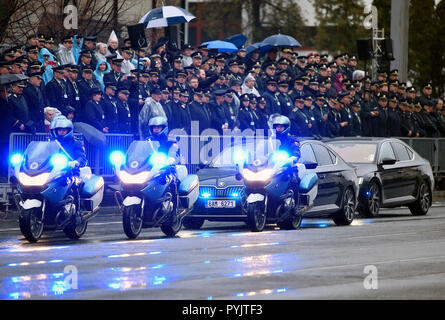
[209,138,278,168]
[328,142,377,164]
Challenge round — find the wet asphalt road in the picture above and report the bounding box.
[1,205,445,300]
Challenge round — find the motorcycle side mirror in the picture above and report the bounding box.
[304,161,318,170]
[379,157,397,166]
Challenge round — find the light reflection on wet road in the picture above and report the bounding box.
[1,206,445,299]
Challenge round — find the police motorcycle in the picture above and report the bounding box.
[111,136,199,239]
[10,121,105,243]
[234,131,318,233]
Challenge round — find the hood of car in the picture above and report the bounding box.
[349,163,378,178]
[197,167,242,187]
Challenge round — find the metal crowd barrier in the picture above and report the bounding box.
[7,133,445,183]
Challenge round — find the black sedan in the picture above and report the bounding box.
[326,138,434,217]
[183,139,359,229]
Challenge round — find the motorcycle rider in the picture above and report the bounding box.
[147,116,182,225]
[49,115,87,223]
[147,116,180,163]
[49,115,87,168]
[270,115,302,207]
[270,115,301,160]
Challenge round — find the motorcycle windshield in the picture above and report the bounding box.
[125,140,159,172]
[23,141,61,174]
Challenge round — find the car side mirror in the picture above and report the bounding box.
[380,157,397,166]
[304,161,318,170]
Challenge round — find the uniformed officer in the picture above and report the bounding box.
[115,86,133,134]
[326,97,342,138]
[65,65,81,113]
[9,81,32,132]
[22,71,46,130]
[387,96,402,136]
[45,65,70,114]
[262,79,281,114]
[276,81,293,117]
[209,89,229,133]
[84,87,108,133]
[77,64,100,111]
[101,82,119,132]
[371,94,390,137]
[103,58,124,85]
[289,97,312,137]
[189,88,211,133]
[350,102,362,136]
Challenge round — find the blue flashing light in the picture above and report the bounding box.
[149,152,168,167]
[231,192,239,198]
[110,150,126,165]
[272,150,290,164]
[201,192,211,199]
[50,154,69,169]
[10,153,23,166]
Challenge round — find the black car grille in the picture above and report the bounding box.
[199,186,245,198]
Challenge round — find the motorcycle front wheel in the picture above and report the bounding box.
[122,205,143,239]
[246,201,266,232]
[19,208,44,243]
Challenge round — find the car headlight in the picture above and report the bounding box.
[18,172,50,186]
[242,168,273,182]
[118,170,150,184]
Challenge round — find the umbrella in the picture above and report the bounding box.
[201,40,238,53]
[246,42,272,58]
[262,34,301,48]
[73,122,106,147]
[224,33,247,49]
[0,74,29,86]
[139,6,196,28]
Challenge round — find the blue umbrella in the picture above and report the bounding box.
[201,40,238,53]
[224,33,247,49]
[246,42,272,58]
[139,6,196,28]
[262,34,301,48]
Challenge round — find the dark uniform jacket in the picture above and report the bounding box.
[45,78,70,114]
[84,100,106,131]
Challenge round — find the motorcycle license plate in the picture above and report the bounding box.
[206,200,236,208]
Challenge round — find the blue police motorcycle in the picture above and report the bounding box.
[235,148,318,232]
[111,139,199,238]
[11,141,104,242]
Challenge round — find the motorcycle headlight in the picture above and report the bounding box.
[119,171,150,184]
[242,168,274,182]
[358,177,364,185]
[18,172,50,186]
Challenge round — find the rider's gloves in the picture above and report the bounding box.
[68,160,80,169]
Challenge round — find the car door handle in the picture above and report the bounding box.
[397,170,403,174]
